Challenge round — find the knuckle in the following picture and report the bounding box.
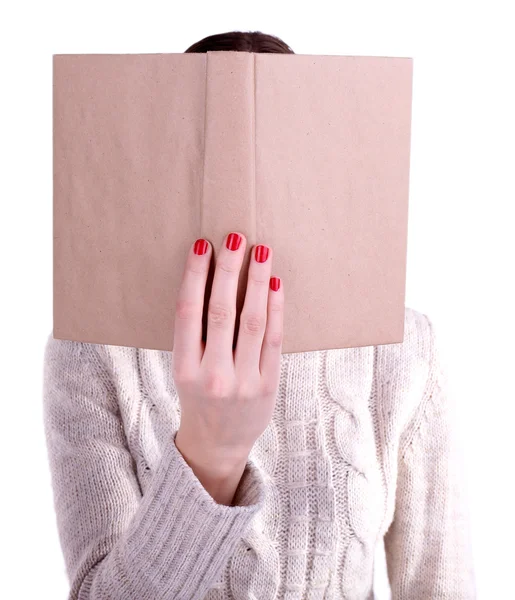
[241,312,265,336]
[269,299,283,312]
[218,260,238,275]
[204,370,230,399]
[207,303,233,328]
[266,331,283,348]
[186,261,205,276]
[262,382,278,397]
[250,273,268,286]
[175,299,198,321]
[236,382,256,401]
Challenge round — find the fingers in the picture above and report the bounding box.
[203,232,247,367]
[172,237,212,376]
[234,243,274,374]
[259,276,284,384]
[172,231,284,388]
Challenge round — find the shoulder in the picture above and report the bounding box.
[43,331,98,369]
[373,306,444,445]
[376,305,440,378]
[375,305,436,376]
[43,330,139,378]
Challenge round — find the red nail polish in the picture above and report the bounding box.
[270,277,280,291]
[255,245,269,263]
[193,238,208,255]
[226,232,242,251]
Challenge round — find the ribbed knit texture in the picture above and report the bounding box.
[42,306,476,599]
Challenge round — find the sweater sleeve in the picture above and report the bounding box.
[42,333,266,600]
[383,314,477,599]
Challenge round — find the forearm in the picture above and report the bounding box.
[174,428,249,506]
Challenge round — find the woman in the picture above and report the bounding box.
[43,31,476,600]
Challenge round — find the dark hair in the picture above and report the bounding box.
[184,30,295,54]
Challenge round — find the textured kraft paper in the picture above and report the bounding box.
[53,51,413,354]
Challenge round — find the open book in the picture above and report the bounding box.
[52,51,413,353]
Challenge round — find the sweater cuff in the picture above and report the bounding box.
[118,430,266,598]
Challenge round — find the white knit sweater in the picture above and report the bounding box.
[42,306,476,599]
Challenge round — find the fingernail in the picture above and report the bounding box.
[226,232,242,251]
[270,277,280,292]
[193,238,208,255]
[255,245,269,263]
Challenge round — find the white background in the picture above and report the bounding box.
[1,1,513,598]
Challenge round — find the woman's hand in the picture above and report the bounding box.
[172,231,284,471]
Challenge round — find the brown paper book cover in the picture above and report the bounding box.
[52,51,413,354]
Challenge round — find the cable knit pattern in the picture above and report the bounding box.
[326,344,384,599]
[42,306,476,599]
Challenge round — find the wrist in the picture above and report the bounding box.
[174,428,249,506]
[174,427,249,477]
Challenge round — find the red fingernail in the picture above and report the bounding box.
[226,232,242,251]
[255,245,269,263]
[193,238,208,255]
[270,277,280,291]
